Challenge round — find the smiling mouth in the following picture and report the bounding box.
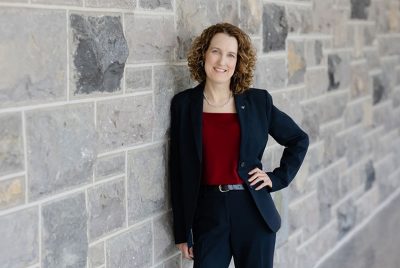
[214,67,227,73]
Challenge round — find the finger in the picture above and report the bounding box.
[248,172,265,182]
[255,182,268,190]
[189,247,194,258]
[247,168,261,175]
[249,175,267,185]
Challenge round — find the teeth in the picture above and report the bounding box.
[214,67,226,72]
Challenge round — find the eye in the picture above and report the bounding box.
[229,54,236,58]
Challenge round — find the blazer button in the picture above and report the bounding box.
[240,161,246,168]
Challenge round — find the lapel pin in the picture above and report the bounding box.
[241,105,245,109]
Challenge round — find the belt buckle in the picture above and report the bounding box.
[218,185,230,192]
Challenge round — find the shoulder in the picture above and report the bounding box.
[171,87,196,107]
[243,87,273,104]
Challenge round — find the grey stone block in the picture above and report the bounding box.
[0,207,38,268]
[305,39,323,67]
[106,222,152,268]
[327,52,352,91]
[0,175,25,210]
[154,212,177,263]
[317,165,341,227]
[96,94,153,152]
[139,0,172,10]
[88,242,104,268]
[350,61,370,99]
[126,67,152,93]
[32,0,82,5]
[0,112,24,176]
[88,177,125,241]
[305,67,329,98]
[350,0,371,20]
[336,197,357,239]
[0,8,66,108]
[127,143,168,225]
[163,254,181,268]
[239,0,262,35]
[95,152,125,181]
[85,0,135,9]
[254,56,286,89]
[42,193,88,268]
[70,14,128,96]
[125,14,176,62]
[153,65,192,140]
[372,74,387,105]
[263,4,288,53]
[26,104,96,201]
[287,4,312,34]
[287,40,306,85]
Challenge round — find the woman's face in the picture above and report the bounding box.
[204,33,238,87]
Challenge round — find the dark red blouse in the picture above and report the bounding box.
[201,112,243,185]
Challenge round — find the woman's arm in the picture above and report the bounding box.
[264,90,310,193]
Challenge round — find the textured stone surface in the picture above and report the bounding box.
[96,94,153,152]
[0,176,24,210]
[0,113,24,176]
[239,0,262,35]
[287,4,312,34]
[254,56,286,89]
[70,14,128,96]
[336,197,357,239]
[26,104,96,200]
[154,212,177,262]
[88,178,125,240]
[372,74,387,104]
[176,0,239,59]
[125,67,152,93]
[153,65,192,140]
[319,192,400,268]
[88,242,104,268]
[327,52,352,91]
[317,161,345,227]
[42,193,87,268]
[32,0,82,5]
[94,152,125,181]
[106,222,152,268]
[305,67,329,98]
[0,8,66,108]
[125,15,176,62]
[127,144,168,224]
[350,0,371,19]
[0,207,38,268]
[263,4,288,53]
[85,0,135,8]
[287,40,306,84]
[139,0,172,10]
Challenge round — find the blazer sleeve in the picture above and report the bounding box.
[168,96,186,244]
[264,90,309,193]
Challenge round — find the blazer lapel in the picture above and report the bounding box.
[234,92,249,160]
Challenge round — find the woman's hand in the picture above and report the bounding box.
[176,242,194,260]
[248,168,273,190]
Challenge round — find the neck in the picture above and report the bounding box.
[204,81,231,103]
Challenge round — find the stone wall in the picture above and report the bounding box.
[0,0,399,267]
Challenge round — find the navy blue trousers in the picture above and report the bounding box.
[192,185,276,268]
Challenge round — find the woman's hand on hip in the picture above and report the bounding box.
[176,242,194,260]
[248,168,272,190]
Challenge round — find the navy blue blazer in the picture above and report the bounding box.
[169,82,309,244]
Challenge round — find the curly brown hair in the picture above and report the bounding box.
[187,22,257,94]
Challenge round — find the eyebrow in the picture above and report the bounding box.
[209,47,237,55]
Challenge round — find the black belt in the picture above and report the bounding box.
[201,184,246,192]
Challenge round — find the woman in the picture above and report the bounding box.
[169,23,309,268]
